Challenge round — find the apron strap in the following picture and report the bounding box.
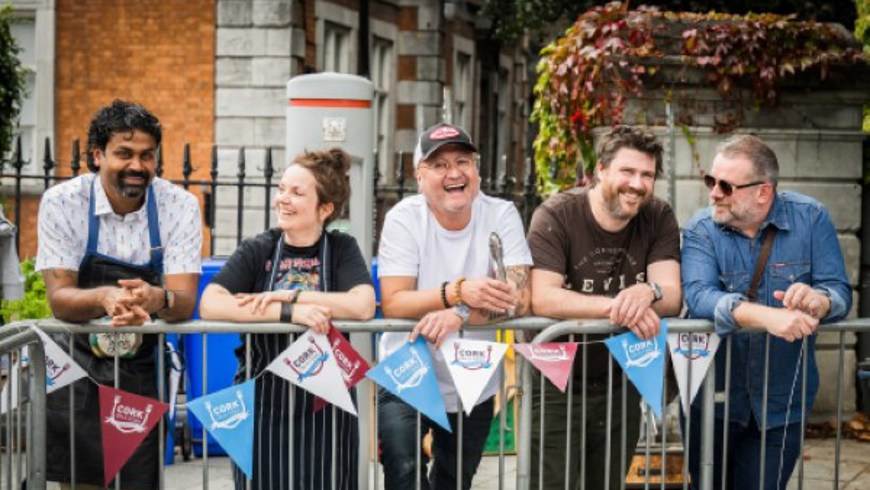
[146,185,164,273]
[86,177,100,255]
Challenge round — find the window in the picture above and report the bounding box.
[8,17,35,169]
[371,36,394,181]
[495,68,511,179]
[322,21,351,73]
[453,52,472,130]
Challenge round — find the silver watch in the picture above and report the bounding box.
[452,305,471,325]
[648,282,663,303]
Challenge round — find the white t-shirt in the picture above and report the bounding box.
[377,192,533,412]
[36,173,202,275]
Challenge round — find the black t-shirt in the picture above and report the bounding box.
[211,229,372,376]
[212,228,372,296]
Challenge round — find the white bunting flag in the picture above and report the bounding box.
[438,338,508,416]
[32,327,88,394]
[265,330,357,416]
[667,332,721,413]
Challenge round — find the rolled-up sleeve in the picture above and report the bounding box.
[681,220,744,336]
[810,205,852,323]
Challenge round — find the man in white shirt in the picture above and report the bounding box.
[377,123,532,490]
[36,100,202,489]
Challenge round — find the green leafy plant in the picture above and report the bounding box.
[1,259,51,322]
[532,1,868,195]
[0,5,26,164]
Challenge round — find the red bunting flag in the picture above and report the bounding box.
[513,343,578,393]
[313,324,371,412]
[99,385,168,487]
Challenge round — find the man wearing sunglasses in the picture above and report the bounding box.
[682,134,851,489]
[527,125,682,489]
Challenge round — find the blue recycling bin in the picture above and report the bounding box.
[185,257,241,457]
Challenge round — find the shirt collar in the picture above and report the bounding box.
[92,174,149,219]
[760,192,790,232]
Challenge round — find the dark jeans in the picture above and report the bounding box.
[684,405,802,490]
[530,374,641,489]
[377,389,494,490]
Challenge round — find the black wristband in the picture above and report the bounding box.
[280,302,294,323]
[440,281,450,309]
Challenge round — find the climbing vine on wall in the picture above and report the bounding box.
[532,1,867,194]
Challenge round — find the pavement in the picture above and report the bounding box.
[158,437,870,489]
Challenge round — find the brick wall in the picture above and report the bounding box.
[14,0,218,259]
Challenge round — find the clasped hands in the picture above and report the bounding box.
[101,279,163,327]
[411,278,517,348]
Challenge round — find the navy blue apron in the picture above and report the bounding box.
[47,177,164,489]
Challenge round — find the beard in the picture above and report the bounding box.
[710,198,752,226]
[601,183,649,221]
[116,170,151,198]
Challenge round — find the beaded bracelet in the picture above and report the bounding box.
[440,281,450,309]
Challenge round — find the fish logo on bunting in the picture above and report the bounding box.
[672,332,712,359]
[285,336,330,383]
[513,343,578,393]
[386,345,429,393]
[440,338,508,415]
[99,385,168,487]
[187,380,256,478]
[622,336,661,369]
[266,331,357,415]
[366,337,450,431]
[604,321,668,419]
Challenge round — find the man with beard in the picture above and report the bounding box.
[527,125,682,489]
[36,100,201,489]
[681,134,850,489]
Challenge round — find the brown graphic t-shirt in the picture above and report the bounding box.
[527,187,680,392]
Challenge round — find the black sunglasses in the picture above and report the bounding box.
[702,174,766,196]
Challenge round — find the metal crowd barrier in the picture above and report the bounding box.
[3,318,868,490]
[0,323,47,490]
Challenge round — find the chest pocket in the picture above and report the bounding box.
[719,270,750,293]
[769,261,811,293]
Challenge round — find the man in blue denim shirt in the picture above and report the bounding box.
[682,134,851,490]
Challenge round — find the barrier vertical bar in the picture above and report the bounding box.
[158,334,166,490]
[28,336,47,490]
[604,351,613,487]
[834,331,845,489]
[700,358,715,490]
[797,339,808,490]
[759,336,771,490]
[720,337,732,490]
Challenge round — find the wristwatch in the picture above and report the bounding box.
[162,288,175,312]
[452,304,471,326]
[648,282,663,303]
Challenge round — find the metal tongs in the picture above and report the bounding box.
[489,232,506,281]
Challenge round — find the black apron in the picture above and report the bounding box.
[233,233,358,490]
[47,179,164,489]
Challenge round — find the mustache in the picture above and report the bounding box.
[118,170,150,182]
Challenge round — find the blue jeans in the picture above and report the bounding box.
[684,406,802,490]
[377,389,494,490]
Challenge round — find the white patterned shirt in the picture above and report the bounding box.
[36,173,202,275]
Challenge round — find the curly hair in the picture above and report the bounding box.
[87,99,161,155]
[291,147,351,225]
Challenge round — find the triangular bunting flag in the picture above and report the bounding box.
[99,385,168,487]
[513,343,578,393]
[366,337,451,432]
[439,338,508,415]
[32,327,88,394]
[603,320,668,419]
[187,380,256,478]
[265,330,357,416]
[667,332,721,413]
[313,325,371,412]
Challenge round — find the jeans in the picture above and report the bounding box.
[684,405,802,490]
[529,374,641,490]
[377,389,494,490]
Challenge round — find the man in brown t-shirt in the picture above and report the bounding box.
[527,125,682,489]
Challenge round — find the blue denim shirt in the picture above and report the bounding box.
[681,191,851,428]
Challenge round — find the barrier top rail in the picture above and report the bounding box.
[7,317,870,335]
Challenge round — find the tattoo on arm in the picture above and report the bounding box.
[480,265,531,322]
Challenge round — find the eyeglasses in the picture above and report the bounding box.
[702,174,766,196]
[418,158,475,176]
